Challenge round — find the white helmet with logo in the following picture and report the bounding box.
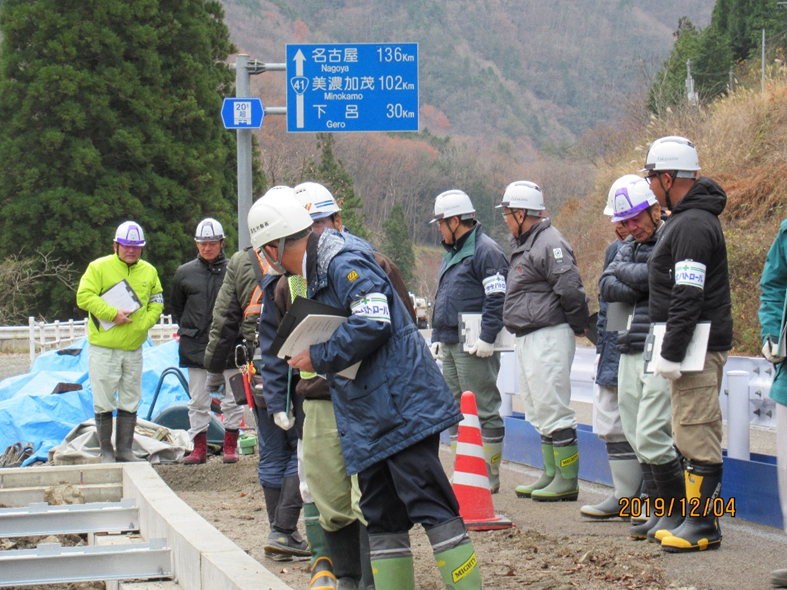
[605,174,643,216]
[430,189,476,224]
[195,218,225,242]
[497,181,545,215]
[642,136,701,179]
[611,179,658,223]
[248,186,313,252]
[114,221,146,246]
[294,182,341,220]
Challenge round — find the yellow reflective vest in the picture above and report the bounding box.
[76,253,164,351]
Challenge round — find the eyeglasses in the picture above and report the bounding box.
[645,173,660,185]
[501,211,514,218]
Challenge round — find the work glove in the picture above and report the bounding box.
[651,356,682,381]
[763,336,785,364]
[430,341,443,361]
[273,411,295,431]
[468,339,495,358]
[205,371,225,399]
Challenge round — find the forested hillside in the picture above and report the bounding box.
[223,0,714,152]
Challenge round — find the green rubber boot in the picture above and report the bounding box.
[531,443,579,502]
[369,532,414,590]
[515,440,554,498]
[434,542,482,589]
[303,503,330,568]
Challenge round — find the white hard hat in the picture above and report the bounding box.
[114,221,146,246]
[605,174,643,216]
[497,181,545,215]
[642,136,701,178]
[247,186,313,251]
[430,189,476,224]
[610,179,658,223]
[195,218,225,242]
[294,182,341,220]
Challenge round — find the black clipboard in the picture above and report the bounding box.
[270,296,350,358]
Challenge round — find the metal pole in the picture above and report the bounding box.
[762,28,766,96]
[726,370,751,460]
[235,55,253,250]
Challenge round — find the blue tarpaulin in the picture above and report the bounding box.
[0,338,190,465]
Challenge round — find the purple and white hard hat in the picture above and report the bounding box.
[610,179,658,223]
[114,221,146,246]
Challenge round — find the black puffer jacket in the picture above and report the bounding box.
[171,253,229,368]
[595,240,624,386]
[648,177,733,361]
[599,227,660,355]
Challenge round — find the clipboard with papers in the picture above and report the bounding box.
[459,313,516,352]
[272,296,360,380]
[643,321,711,374]
[98,279,142,331]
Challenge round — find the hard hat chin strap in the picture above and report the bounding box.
[261,237,288,276]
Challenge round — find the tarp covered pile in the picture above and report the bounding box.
[0,339,190,465]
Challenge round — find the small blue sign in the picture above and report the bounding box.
[286,43,419,133]
[221,98,264,129]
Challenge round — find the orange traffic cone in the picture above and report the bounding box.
[452,391,515,531]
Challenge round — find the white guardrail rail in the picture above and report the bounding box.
[0,316,178,364]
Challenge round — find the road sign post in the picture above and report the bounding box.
[286,43,419,133]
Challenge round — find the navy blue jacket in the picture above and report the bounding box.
[307,230,462,474]
[259,273,292,413]
[595,240,622,387]
[432,225,508,344]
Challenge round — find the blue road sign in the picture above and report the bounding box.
[286,43,418,133]
[221,98,264,129]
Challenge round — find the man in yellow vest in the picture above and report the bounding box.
[76,221,164,462]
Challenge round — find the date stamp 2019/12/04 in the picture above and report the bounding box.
[618,497,736,519]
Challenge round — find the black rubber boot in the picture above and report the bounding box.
[94,412,116,463]
[324,520,363,590]
[114,410,143,462]
[661,461,723,552]
[262,486,281,528]
[264,475,310,560]
[648,458,686,542]
[359,523,375,590]
[630,463,660,539]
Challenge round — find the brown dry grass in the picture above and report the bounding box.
[557,75,787,355]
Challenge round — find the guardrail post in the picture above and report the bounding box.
[28,317,36,367]
[726,370,751,460]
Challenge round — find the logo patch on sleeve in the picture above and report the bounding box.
[149,293,164,305]
[553,248,563,261]
[674,260,706,289]
[350,293,390,323]
[482,273,507,295]
[347,270,359,283]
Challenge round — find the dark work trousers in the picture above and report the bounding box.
[357,433,460,534]
[254,395,302,488]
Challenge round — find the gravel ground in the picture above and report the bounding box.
[0,352,30,381]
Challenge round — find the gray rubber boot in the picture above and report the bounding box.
[94,412,116,464]
[323,520,363,590]
[581,457,642,519]
[771,568,787,588]
[114,410,143,462]
[482,426,505,494]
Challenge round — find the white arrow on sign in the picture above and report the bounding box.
[294,50,306,129]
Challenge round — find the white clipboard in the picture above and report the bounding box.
[99,279,141,331]
[460,312,516,352]
[643,322,710,374]
[276,314,360,380]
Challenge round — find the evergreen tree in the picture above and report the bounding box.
[0,0,242,317]
[381,202,415,287]
[314,133,371,241]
